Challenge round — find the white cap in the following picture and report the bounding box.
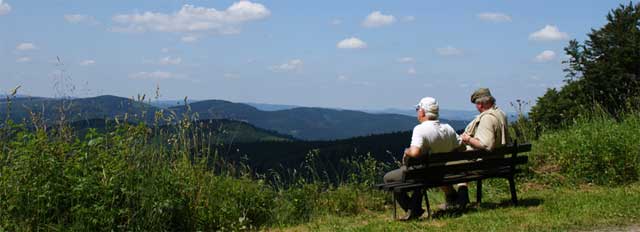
[416,97,439,115]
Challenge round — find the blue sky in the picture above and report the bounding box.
[0,0,633,111]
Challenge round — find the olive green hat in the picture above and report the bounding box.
[470,88,492,103]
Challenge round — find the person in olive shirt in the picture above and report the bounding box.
[457,88,510,207]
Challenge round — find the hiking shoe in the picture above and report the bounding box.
[457,186,470,209]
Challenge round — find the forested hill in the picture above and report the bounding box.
[69,118,296,144]
[0,95,159,124]
[170,99,467,140]
[216,131,413,173]
[1,95,467,141]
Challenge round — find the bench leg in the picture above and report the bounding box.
[476,180,482,204]
[423,188,431,218]
[508,176,518,205]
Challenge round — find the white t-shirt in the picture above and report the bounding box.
[410,120,461,155]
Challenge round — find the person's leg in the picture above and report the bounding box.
[384,169,410,211]
[408,189,425,215]
[456,183,469,207]
[440,185,458,207]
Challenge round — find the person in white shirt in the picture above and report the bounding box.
[383,97,461,220]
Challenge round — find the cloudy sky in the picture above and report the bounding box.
[0,0,632,111]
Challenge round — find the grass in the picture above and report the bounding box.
[2,89,640,230]
[272,182,640,231]
[529,112,640,186]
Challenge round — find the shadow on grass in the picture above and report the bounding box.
[424,198,544,220]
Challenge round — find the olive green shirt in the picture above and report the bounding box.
[464,106,509,151]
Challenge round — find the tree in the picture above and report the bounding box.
[531,2,640,129]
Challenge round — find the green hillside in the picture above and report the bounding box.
[170,100,465,140]
[69,118,295,144]
[0,95,160,124]
[0,96,465,141]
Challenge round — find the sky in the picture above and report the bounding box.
[0,0,634,111]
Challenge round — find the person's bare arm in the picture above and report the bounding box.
[402,145,425,165]
[404,146,421,158]
[461,133,487,150]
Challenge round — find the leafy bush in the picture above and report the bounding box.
[319,185,387,216]
[0,114,393,230]
[530,113,640,186]
[0,123,282,231]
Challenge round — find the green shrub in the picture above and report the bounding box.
[530,113,640,186]
[0,122,282,230]
[273,183,321,225]
[319,185,387,216]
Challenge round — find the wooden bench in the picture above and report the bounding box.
[375,142,532,219]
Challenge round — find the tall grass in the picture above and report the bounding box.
[529,110,640,186]
[0,92,390,230]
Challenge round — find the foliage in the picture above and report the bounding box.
[0,111,393,230]
[530,112,640,186]
[530,2,640,130]
[0,122,276,230]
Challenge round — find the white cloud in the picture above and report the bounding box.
[402,16,415,22]
[407,67,416,75]
[0,0,11,15]
[338,75,348,81]
[534,50,556,62]
[477,12,512,22]
[112,2,270,35]
[16,43,37,51]
[337,37,367,49]
[529,25,569,41]
[161,48,170,53]
[129,71,186,80]
[269,59,303,72]
[397,57,415,63]
[330,19,342,25]
[362,11,396,28]
[64,14,98,25]
[181,35,198,43]
[159,56,182,65]
[79,59,96,66]
[16,57,31,63]
[436,46,463,56]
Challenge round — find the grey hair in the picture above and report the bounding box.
[425,112,439,120]
[474,96,496,105]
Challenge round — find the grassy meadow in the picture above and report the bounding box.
[277,182,640,232]
[1,94,640,231]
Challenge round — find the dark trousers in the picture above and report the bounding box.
[383,168,422,212]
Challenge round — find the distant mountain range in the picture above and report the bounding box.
[0,95,468,141]
[246,102,520,121]
[167,100,457,140]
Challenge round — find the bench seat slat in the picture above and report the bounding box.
[379,168,524,192]
[392,169,523,192]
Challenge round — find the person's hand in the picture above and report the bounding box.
[461,133,471,144]
[402,151,409,165]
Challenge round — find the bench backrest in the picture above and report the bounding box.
[403,143,532,182]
